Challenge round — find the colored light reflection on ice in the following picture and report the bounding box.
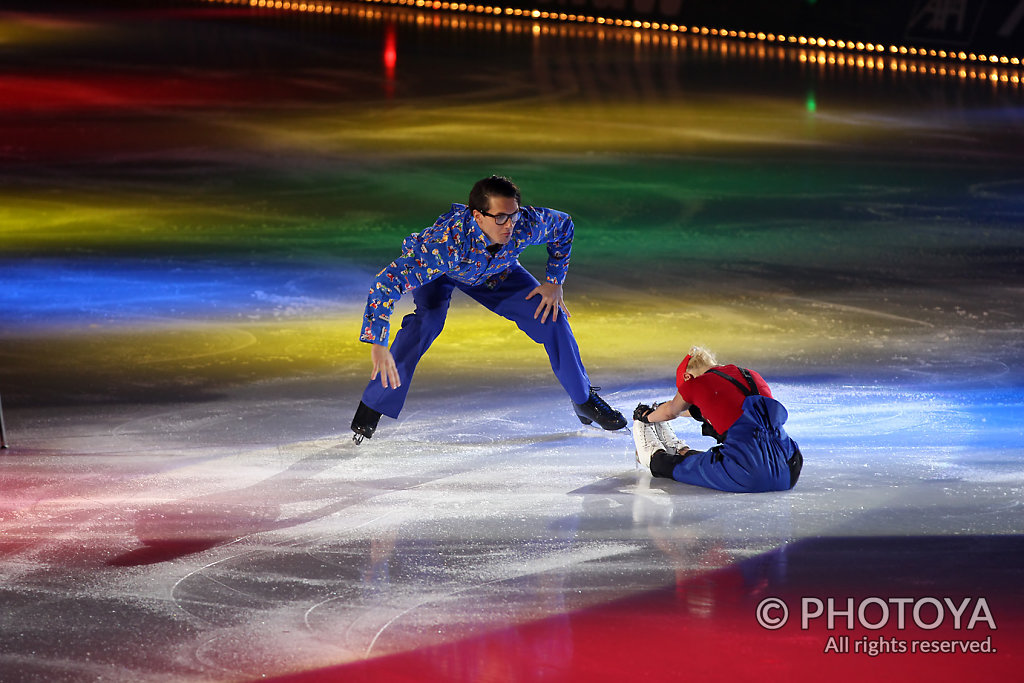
[1,258,369,325]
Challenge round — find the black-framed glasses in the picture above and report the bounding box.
[478,209,521,225]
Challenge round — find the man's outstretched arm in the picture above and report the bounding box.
[359,223,461,383]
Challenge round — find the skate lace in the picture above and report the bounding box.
[654,421,685,447]
[587,387,615,416]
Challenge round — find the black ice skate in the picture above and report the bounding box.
[351,401,382,444]
[572,387,627,431]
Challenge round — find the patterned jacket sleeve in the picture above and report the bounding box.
[524,206,574,284]
[360,223,461,346]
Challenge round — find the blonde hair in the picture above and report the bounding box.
[684,345,718,377]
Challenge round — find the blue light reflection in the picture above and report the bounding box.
[1,258,372,328]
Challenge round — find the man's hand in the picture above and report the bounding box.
[525,282,571,323]
[370,344,401,388]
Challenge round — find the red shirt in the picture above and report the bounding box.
[676,363,773,434]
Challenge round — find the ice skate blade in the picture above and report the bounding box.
[352,433,365,445]
[577,423,629,435]
[577,415,631,431]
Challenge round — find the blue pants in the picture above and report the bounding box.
[361,264,592,418]
[669,395,800,493]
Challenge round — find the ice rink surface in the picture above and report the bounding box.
[1,2,1023,681]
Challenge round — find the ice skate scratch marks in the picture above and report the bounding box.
[170,541,257,619]
[778,295,935,327]
[172,510,402,621]
[967,178,1024,199]
[303,543,637,659]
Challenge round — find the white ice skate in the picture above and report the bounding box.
[633,420,668,469]
[651,419,688,455]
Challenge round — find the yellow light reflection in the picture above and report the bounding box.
[0,195,264,251]
[0,294,928,400]
[0,13,102,46]
[237,96,885,158]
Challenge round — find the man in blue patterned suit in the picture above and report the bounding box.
[350,175,625,442]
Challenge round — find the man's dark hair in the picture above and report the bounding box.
[468,175,521,212]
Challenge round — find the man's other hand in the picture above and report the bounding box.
[526,282,571,323]
[370,344,401,388]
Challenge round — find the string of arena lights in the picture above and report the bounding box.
[203,0,1023,87]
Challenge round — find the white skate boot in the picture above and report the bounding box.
[633,420,669,469]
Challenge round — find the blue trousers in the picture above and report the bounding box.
[669,395,800,493]
[361,264,592,418]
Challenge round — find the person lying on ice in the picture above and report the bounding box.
[631,345,802,492]
[350,175,626,442]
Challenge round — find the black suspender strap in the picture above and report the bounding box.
[707,368,760,397]
[738,368,759,396]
